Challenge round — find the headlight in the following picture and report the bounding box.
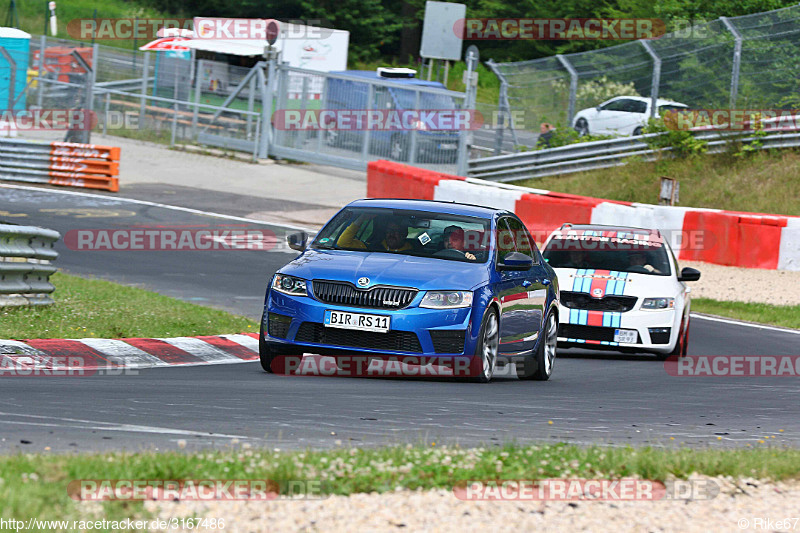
[272,274,307,296]
[641,297,674,310]
[420,291,473,309]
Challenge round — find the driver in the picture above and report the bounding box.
[337,214,413,252]
[567,249,591,269]
[443,225,477,260]
[630,251,658,273]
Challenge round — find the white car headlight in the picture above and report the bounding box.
[272,274,308,296]
[420,291,473,309]
[641,297,674,310]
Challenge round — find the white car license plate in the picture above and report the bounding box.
[324,310,390,333]
[439,143,457,150]
[614,328,638,344]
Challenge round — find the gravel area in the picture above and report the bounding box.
[681,261,800,306]
[147,475,800,532]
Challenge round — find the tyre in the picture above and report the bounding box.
[517,312,557,381]
[656,316,689,360]
[258,316,276,373]
[633,126,643,136]
[574,118,589,136]
[469,308,499,383]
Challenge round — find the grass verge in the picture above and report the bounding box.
[516,151,800,216]
[692,298,800,331]
[0,272,257,339]
[2,443,799,528]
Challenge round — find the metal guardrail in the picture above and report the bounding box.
[0,137,120,192]
[0,224,60,307]
[468,129,800,182]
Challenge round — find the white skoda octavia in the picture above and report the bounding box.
[541,224,701,359]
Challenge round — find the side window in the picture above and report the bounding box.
[615,99,635,113]
[602,99,627,112]
[506,218,538,263]
[496,218,516,263]
[628,100,647,114]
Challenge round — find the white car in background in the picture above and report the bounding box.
[541,224,701,359]
[572,96,688,137]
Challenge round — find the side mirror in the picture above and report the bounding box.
[596,106,602,112]
[287,231,308,252]
[678,267,701,282]
[498,252,533,271]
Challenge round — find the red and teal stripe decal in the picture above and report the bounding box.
[565,267,628,346]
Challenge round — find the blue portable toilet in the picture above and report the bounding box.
[0,27,31,111]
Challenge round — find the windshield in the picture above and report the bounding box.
[312,207,491,263]
[542,232,671,276]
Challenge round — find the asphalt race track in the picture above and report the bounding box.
[1,184,799,453]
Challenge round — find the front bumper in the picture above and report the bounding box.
[265,289,482,357]
[557,304,679,353]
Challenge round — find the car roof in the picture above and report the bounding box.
[330,71,446,89]
[554,223,663,237]
[607,96,687,107]
[347,198,508,218]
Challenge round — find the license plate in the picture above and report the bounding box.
[614,328,638,344]
[439,143,457,150]
[324,310,390,333]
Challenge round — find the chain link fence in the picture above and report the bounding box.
[22,34,473,173]
[483,4,800,155]
[268,65,470,174]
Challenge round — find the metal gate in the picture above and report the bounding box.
[264,64,472,175]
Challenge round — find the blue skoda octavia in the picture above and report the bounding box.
[260,199,560,382]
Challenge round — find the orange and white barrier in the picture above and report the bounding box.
[367,160,800,271]
[0,138,120,192]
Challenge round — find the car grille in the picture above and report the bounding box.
[268,313,292,339]
[312,281,417,310]
[295,322,422,353]
[560,291,638,312]
[559,324,641,344]
[429,330,466,354]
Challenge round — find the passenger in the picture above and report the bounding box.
[337,214,413,252]
[443,225,477,260]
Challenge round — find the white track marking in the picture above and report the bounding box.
[0,183,316,232]
[691,313,800,335]
[0,411,249,439]
[159,337,243,363]
[220,334,260,353]
[77,338,168,367]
